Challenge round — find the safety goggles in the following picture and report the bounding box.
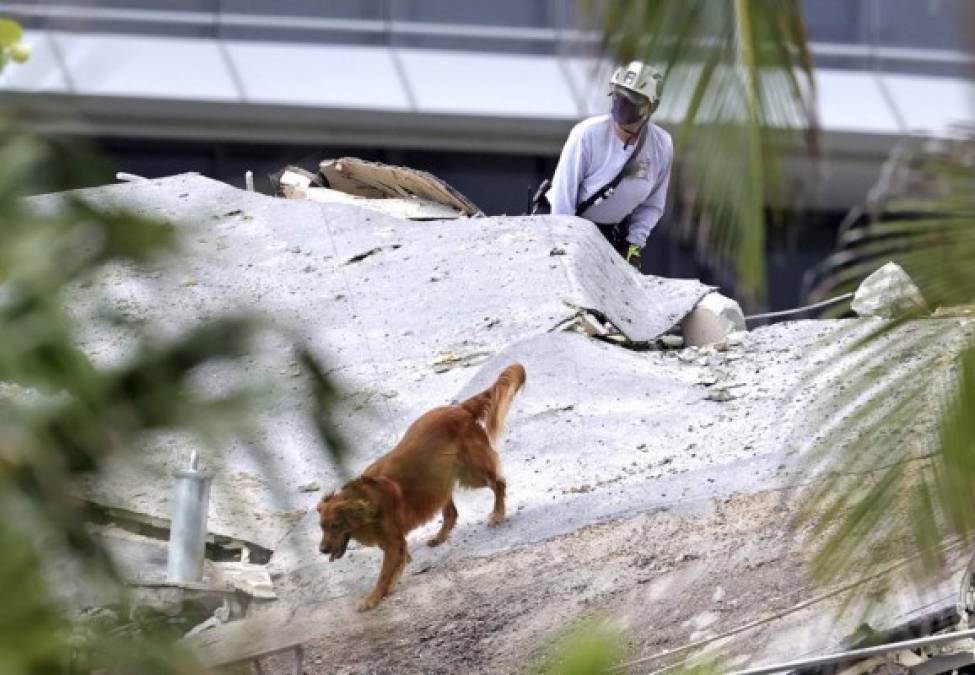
[611,86,651,125]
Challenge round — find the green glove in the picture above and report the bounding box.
[625,244,642,270]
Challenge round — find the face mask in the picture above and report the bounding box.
[611,92,649,126]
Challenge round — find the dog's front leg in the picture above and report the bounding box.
[427,499,458,547]
[357,537,407,611]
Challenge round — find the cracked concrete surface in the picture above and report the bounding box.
[30,173,710,552]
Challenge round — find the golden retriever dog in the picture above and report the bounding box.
[317,363,526,611]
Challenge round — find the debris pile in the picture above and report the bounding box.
[26,170,975,673]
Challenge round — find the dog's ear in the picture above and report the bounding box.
[317,493,334,514]
[358,475,405,529]
[336,498,379,529]
[360,474,402,500]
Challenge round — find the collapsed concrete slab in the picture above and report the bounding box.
[29,173,709,554]
[27,171,975,672]
[292,185,466,220]
[44,522,272,640]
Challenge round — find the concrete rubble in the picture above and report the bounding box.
[43,522,275,642]
[852,261,927,318]
[29,173,975,673]
[99,524,274,600]
[31,172,712,553]
[681,291,748,346]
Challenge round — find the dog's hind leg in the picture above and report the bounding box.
[486,476,506,526]
[357,535,407,612]
[427,499,458,547]
[458,437,507,527]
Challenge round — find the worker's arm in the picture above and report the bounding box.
[624,132,673,247]
[548,125,589,216]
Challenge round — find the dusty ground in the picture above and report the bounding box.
[246,489,813,674]
[189,315,973,674]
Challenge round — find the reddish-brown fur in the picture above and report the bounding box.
[317,363,526,610]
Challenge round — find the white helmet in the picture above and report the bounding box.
[609,61,663,107]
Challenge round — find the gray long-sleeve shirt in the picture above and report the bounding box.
[548,114,673,247]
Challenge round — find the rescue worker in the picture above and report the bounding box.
[548,61,673,271]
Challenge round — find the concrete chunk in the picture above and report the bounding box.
[681,292,747,346]
[852,261,926,319]
[210,562,276,600]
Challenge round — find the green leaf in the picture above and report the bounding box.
[0,18,23,48]
[10,41,30,63]
[537,619,626,675]
[0,521,66,675]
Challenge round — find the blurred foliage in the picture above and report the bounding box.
[587,0,817,302]
[793,154,975,600]
[0,523,67,674]
[533,617,728,675]
[0,103,346,675]
[0,16,31,70]
[802,135,975,306]
[536,619,626,675]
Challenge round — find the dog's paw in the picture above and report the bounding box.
[356,596,380,612]
[487,511,504,527]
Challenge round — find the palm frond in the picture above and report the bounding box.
[794,152,975,599]
[803,136,975,307]
[587,0,817,302]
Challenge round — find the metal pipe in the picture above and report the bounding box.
[745,292,854,323]
[729,627,975,675]
[166,449,212,583]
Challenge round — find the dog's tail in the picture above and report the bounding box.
[459,363,526,445]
